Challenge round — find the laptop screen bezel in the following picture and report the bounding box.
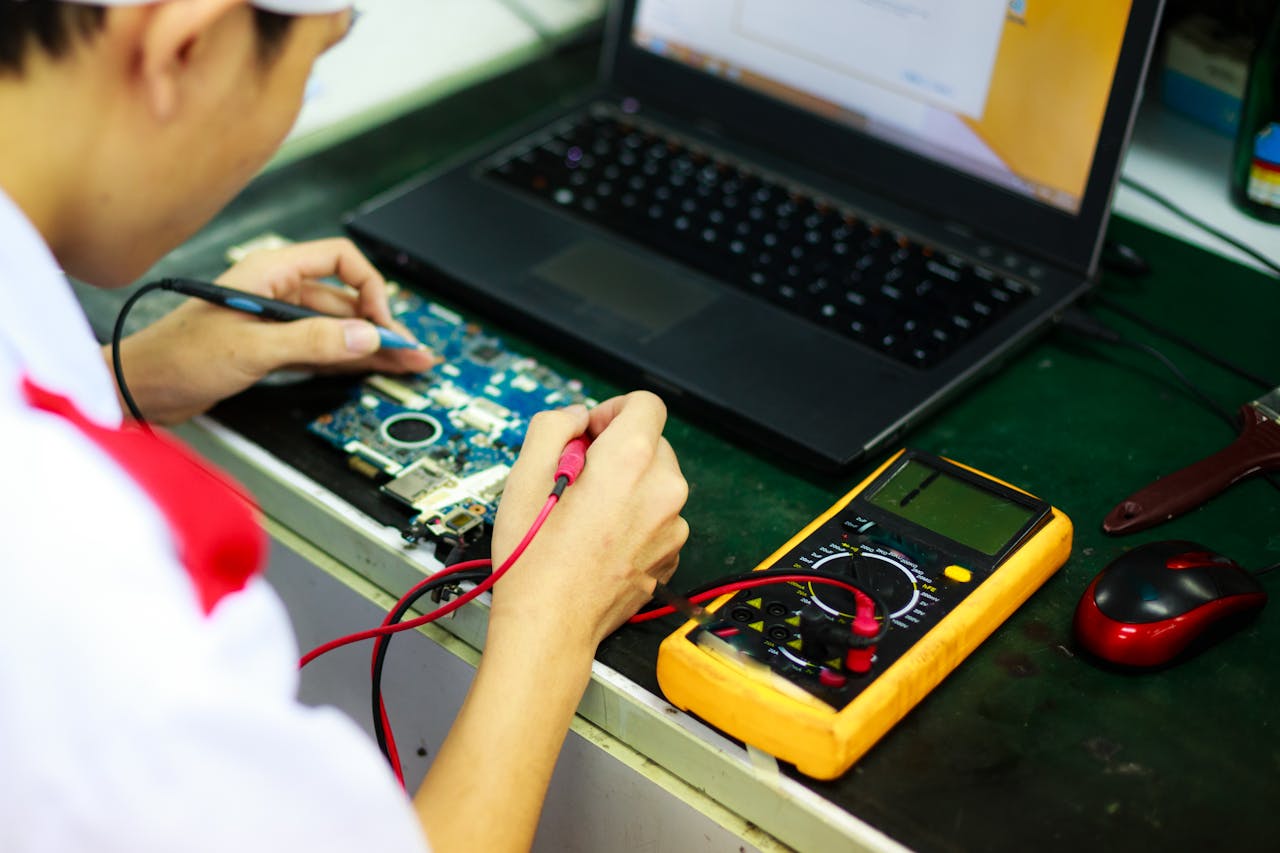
[603,0,1163,276]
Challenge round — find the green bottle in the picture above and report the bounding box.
[1231,4,1280,222]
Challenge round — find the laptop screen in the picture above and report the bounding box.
[631,0,1134,215]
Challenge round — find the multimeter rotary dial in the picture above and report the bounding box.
[803,545,930,621]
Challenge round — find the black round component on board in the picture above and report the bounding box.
[383,414,441,446]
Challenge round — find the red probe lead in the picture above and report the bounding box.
[554,436,589,487]
[845,594,880,674]
[299,434,596,786]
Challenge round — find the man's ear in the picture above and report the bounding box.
[131,0,246,121]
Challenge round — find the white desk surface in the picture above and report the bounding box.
[1117,106,1280,276]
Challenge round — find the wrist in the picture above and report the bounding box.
[477,613,596,715]
[485,603,598,659]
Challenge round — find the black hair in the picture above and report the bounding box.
[0,2,295,76]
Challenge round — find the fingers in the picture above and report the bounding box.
[273,238,391,322]
[238,316,438,377]
[296,280,423,349]
[587,390,668,448]
[220,238,397,329]
[490,405,592,566]
[213,237,445,376]
[297,279,360,318]
[637,438,690,583]
[509,405,592,487]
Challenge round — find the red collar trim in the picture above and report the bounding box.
[21,378,266,615]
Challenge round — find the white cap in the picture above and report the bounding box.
[62,1,352,14]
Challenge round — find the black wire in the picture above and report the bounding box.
[1059,307,1280,495]
[1092,293,1276,391]
[111,281,169,428]
[1255,562,1280,577]
[1119,175,1280,277]
[634,567,893,645]
[1120,339,1242,431]
[371,568,490,763]
[1060,306,1237,427]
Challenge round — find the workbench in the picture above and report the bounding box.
[76,39,1280,853]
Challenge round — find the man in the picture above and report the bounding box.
[0,2,689,851]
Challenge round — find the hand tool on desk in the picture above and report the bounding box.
[1104,386,1280,534]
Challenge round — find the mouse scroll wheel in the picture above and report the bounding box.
[1167,551,1231,570]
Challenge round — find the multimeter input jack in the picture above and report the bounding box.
[799,606,837,661]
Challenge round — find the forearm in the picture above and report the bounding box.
[413,617,596,853]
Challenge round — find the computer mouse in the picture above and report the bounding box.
[1073,540,1267,668]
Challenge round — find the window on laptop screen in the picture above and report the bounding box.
[632,0,1134,215]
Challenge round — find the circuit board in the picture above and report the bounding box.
[224,235,596,546]
[307,285,595,544]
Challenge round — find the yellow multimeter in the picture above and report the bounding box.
[656,449,1072,780]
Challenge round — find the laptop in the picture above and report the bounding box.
[347,0,1164,471]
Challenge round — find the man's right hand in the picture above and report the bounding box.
[488,391,690,651]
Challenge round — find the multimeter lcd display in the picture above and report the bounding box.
[866,459,1037,556]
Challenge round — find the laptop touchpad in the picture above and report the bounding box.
[533,241,716,338]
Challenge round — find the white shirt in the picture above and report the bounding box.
[0,188,429,853]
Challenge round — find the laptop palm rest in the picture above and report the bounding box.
[533,240,717,341]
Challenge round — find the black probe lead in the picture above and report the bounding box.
[371,568,490,762]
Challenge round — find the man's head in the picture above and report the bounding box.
[0,2,297,75]
[0,1,354,285]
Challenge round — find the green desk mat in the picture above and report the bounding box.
[78,44,1279,853]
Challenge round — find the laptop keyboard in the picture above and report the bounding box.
[487,112,1035,369]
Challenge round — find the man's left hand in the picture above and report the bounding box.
[106,238,438,424]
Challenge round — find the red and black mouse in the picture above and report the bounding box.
[1073,540,1267,668]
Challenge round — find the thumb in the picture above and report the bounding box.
[258,317,381,369]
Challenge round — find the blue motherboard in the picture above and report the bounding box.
[224,233,594,545]
[306,280,595,544]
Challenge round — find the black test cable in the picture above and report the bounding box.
[370,531,484,759]
[111,281,170,427]
[370,566,490,761]
[112,278,418,425]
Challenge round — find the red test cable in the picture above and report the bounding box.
[298,437,591,784]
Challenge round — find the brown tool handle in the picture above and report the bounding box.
[1103,405,1280,534]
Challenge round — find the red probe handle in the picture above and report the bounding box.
[555,436,590,486]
